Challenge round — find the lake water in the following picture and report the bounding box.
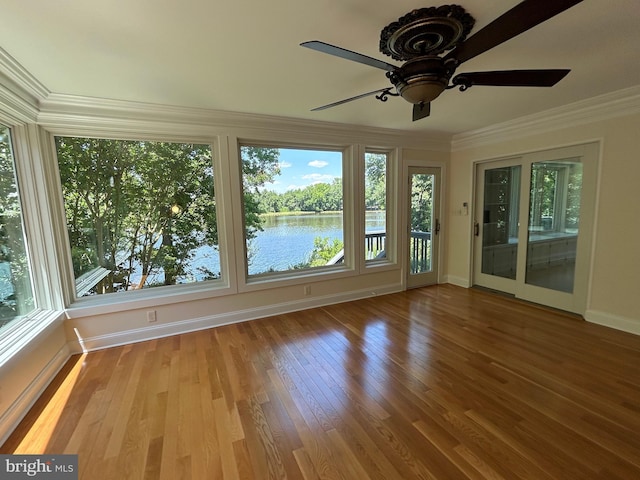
[123,211,385,287]
[184,211,386,279]
[251,211,386,274]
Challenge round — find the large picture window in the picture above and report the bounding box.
[1,125,34,332]
[55,137,221,296]
[240,145,344,276]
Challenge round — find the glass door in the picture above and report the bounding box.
[407,167,440,288]
[474,160,522,294]
[525,160,582,293]
[473,144,598,314]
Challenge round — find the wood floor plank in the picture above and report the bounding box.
[2,284,640,479]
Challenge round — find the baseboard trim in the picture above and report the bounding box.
[444,275,471,288]
[585,310,640,336]
[74,284,402,352]
[0,344,71,446]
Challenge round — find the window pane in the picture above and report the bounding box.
[1,125,35,331]
[240,146,344,276]
[410,173,435,274]
[481,165,521,279]
[526,160,583,293]
[364,152,387,261]
[56,137,221,296]
[528,165,558,232]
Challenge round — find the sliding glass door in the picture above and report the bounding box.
[525,160,583,293]
[474,160,521,294]
[473,144,598,314]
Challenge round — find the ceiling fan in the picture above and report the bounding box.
[301,0,583,121]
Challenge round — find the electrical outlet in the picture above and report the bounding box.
[147,310,157,323]
[304,285,311,296]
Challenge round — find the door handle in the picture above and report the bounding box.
[474,222,479,236]
[435,219,440,235]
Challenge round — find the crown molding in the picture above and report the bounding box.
[0,83,36,124]
[0,47,49,123]
[38,93,452,151]
[452,85,640,151]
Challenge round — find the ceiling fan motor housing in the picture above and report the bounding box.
[390,56,451,104]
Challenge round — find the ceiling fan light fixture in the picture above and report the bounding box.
[389,56,451,104]
[396,78,448,104]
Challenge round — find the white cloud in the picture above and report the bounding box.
[308,160,328,168]
[302,173,334,182]
[278,161,292,168]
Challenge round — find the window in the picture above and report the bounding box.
[364,151,388,261]
[0,125,35,332]
[55,137,221,296]
[240,145,344,277]
[529,160,582,234]
[526,159,584,293]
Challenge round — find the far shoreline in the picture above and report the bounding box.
[260,210,383,217]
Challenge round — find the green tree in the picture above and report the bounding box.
[268,178,343,213]
[56,138,242,293]
[410,174,433,233]
[56,138,133,291]
[307,237,344,266]
[240,146,281,238]
[365,153,386,210]
[1,128,33,319]
[126,141,216,286]
[257,190,283,213]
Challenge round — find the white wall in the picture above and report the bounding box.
[0,320,69,444]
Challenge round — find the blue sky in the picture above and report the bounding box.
[262,148,342,193]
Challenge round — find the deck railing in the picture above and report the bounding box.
[409,231,431,274]
[329,230,431,271]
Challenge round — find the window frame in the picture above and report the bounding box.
[0,121,65,366]
[54,135,225,296]
[363,148,398,268]
[361,147,398,272]
[46,129,238,317]
[0,123,35,323]
[237,140,356,285]
[25,122,405,314]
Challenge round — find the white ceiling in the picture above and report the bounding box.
[1,0,639,135]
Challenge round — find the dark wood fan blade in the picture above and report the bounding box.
[301,41,397,72]
[412,102,431,121]
[445,0,583,65]
[311,88,392,111]
[452,69,570,88]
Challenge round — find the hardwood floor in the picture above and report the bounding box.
[3,284,640,479]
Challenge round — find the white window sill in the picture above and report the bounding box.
[0,309,66,368]
[64,279,235,319]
